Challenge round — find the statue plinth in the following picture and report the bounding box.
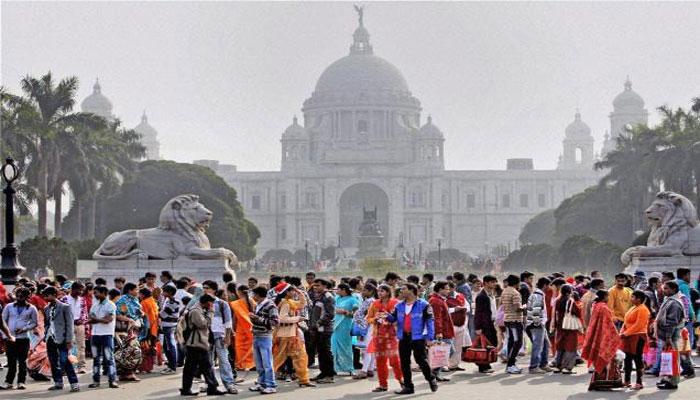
[92,259,234,283]
[355,206,385,259]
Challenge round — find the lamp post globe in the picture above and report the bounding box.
[1,158,25,286]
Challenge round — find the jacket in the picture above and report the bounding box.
[474,290,495,332]
[656,294,685,341]
[44,301,74,344]
[309,290,335,333]
[251,298,279,337]
[387,298,434,341]
[428,294,454,339]
[526,288,547,328]
[184,304,211,350]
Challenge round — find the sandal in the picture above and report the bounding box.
[632,384,643,390]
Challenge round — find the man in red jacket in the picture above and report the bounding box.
[428,281,454,381]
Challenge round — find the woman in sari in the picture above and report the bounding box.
[553,284,582,374]
[138,287,159,373]
[366,284,403,392]
[115,283,145,382]
[582,290,623,391]
[332,283,360,375]
[230,285,255,370]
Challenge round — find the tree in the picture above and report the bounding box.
[519,209,555,246]
[99,160,259,261]
[19,236,77,278]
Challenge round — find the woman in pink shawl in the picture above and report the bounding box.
[582,290,623,391]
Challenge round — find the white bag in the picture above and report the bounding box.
[561,299,583,332]
[428,343,451,369]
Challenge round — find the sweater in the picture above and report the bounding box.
[621,304,650,336]
[656,294,685,341]
[251,298,279,337]
[501,286,523,323]
[428,293,455,339]
[184,304,211,350]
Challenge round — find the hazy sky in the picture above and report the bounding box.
[3,1,699,171]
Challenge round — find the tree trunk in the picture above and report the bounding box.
[75,198,82,240]
[53,185,62,238]
[37,159,48,237]
[86,194,96,240]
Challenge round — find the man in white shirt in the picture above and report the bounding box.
[88,286,118,388]
[203,280,237,394]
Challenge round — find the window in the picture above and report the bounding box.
[519,193,529,208]
[538,193,546,208]
[409,189,426,208]
[280,193,287,210]
[251,195,261,210]
[357,120,368,133]
[502,194,510,208]
[280,227,286,240]
[466,193,476,209]
[304,191,319,209]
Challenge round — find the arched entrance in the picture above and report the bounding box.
[339,183,389,248]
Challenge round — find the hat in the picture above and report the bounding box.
[634,271,646,277]
[274,282,291,295]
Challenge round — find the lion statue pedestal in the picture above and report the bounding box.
[622,191,700,276]
[92,194,237,282]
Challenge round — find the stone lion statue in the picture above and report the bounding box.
[621,191,700,265]
[93,194,238,266]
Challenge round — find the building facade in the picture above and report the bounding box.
[206,16,647,258]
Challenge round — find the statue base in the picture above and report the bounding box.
[356,235,385,259]
[625,255,700,276]
[92,259,234,283]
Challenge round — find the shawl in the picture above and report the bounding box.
[582,302,620,373]
[116,294,143,321]
[140,297,159,337]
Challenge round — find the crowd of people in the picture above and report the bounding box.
[0,267,696,395]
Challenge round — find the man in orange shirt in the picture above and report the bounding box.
[608,273,632,330]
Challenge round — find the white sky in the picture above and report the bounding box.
[3,1,699,171]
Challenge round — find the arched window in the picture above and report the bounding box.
[575,147,583,164]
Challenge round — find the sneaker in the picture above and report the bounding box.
[0,383,12,390]
[226,386,239,394]
[529,367,546,374]
[70,384,81,392]
[160,368,176,375]
[16,383,25,390]
[540,366,554,373]
[89,383,100,388]
[506,366,522,374]
[249,384,262,392]
[395,387,415,395]
[48,385,64,391]
[261,387,277,394]
[429,379,438,392]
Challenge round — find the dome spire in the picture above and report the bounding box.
[93,77,101,93]
[350,5,373,55]
[141,109,148,123]
[624,75,632,90]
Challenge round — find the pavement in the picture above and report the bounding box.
[0,358,699,400]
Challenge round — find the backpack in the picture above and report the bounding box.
[175,309,192,345]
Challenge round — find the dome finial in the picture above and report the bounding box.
[141,109,148,123]
[624,76,632,90]
[93,77,101,93]
[293,115,298,125]
[350,5,373,55]
[575,109,581,120]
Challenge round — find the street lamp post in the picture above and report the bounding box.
[304,239,309,270]
[437,238,442,270]
[1,158,25,285]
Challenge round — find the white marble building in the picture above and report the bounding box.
[81,79,161,160]
[204,17,649,257]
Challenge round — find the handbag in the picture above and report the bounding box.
[351,322,368,337]
[562,299,583,332]
[462,334,497,364]
[428,342,451,369]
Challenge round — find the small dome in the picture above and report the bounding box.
[81,79,113,119]
[134,111,158,140]
[282,116,307,139]
[565,112,592,139]
[613,78,644,110]
[419,115,444,138]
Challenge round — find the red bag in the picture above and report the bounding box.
[462,334,497,364]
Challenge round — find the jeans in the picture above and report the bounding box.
[210,337,235,388]
[398,336,434,390]
[91,335,116,383]
[5,338,30,384]
[47,338,79,386]
[162,326,178,371]
[253,336,276,388]
[527,325,549,370]
[182,347,219,392]
[505,321,524,368]
[310,330,335,378]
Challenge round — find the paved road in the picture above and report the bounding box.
[1,358,698,400]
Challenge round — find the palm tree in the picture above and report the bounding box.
[18,72,82,237]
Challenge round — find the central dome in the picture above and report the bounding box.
[314,53,410,95]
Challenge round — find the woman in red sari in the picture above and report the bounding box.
[553,284,582,374]
[582,290,623,391]
[366,284,403,393]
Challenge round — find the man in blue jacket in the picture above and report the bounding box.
[384,283,438,394]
